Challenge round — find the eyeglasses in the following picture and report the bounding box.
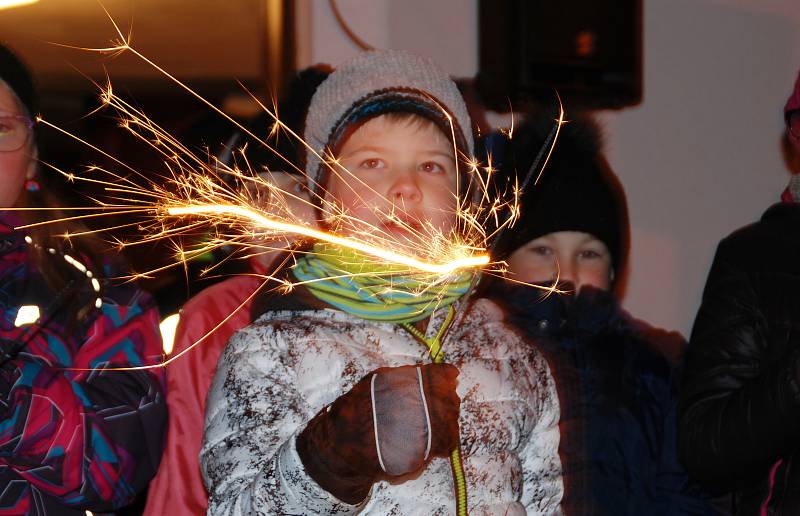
[0,115,34,152]
[786,109,800,141]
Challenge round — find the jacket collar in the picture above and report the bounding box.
[762,202,800,227]
[0,211,22,234]
[0,211,25,256]
[491,281,623,339]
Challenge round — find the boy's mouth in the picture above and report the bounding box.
[380,218,422,240]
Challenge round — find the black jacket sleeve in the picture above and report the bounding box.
[678,239,800,490]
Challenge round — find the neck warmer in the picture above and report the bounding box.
[291,243,474,324]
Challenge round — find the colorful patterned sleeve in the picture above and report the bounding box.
[0,283,167,512]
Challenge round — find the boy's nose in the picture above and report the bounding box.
[387,171,422,203]
[556,260,575,286]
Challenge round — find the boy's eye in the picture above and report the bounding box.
[529,246,552,257]
[359,158,386,169]
[419,161,444,174]
[578,250,602,260]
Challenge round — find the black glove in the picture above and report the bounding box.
[296,363,460,504]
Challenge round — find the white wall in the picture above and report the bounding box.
[297,0,477,76]
[299,0,800,337]
[600,0,800,335]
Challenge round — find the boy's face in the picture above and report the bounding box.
[324,114,458,243]
[505,231,613,292]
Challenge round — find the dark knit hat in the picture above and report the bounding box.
[490,111,629,281]
[0,44,37,117]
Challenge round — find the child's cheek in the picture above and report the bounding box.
[436,214,456,233]
[427,190,458,232]
[331,190,382,231]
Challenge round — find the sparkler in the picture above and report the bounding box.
[9,11,565,372]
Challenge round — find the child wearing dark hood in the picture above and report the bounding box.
[484,110,714,515]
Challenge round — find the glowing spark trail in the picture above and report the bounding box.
[166,204,489,274]
[12,9,566,375]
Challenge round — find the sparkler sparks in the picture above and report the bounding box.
[11,12,566,370]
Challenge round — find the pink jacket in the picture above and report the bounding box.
[144,263,266,516]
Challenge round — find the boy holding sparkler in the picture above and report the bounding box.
[201,50,563,514]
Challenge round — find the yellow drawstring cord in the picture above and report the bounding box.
[401,305,468,516]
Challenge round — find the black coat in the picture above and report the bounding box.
[492,283,712,515]
[679,203,800,515]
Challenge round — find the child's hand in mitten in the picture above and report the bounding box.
[296,363,460,504]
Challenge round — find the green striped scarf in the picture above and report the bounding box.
[291,243,474,324]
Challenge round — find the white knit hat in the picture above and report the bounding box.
[303,49,474,192]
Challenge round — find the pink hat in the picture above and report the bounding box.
[783,69,800,200]
[783,73,800,151]
[785,70,800,117]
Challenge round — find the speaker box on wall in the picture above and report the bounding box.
[476,0,642,111]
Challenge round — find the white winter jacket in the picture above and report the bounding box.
[201,298,563,515]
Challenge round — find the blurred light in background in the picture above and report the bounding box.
[0,0,37,10]
[160,313,181,355]
[14,305,40,327]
